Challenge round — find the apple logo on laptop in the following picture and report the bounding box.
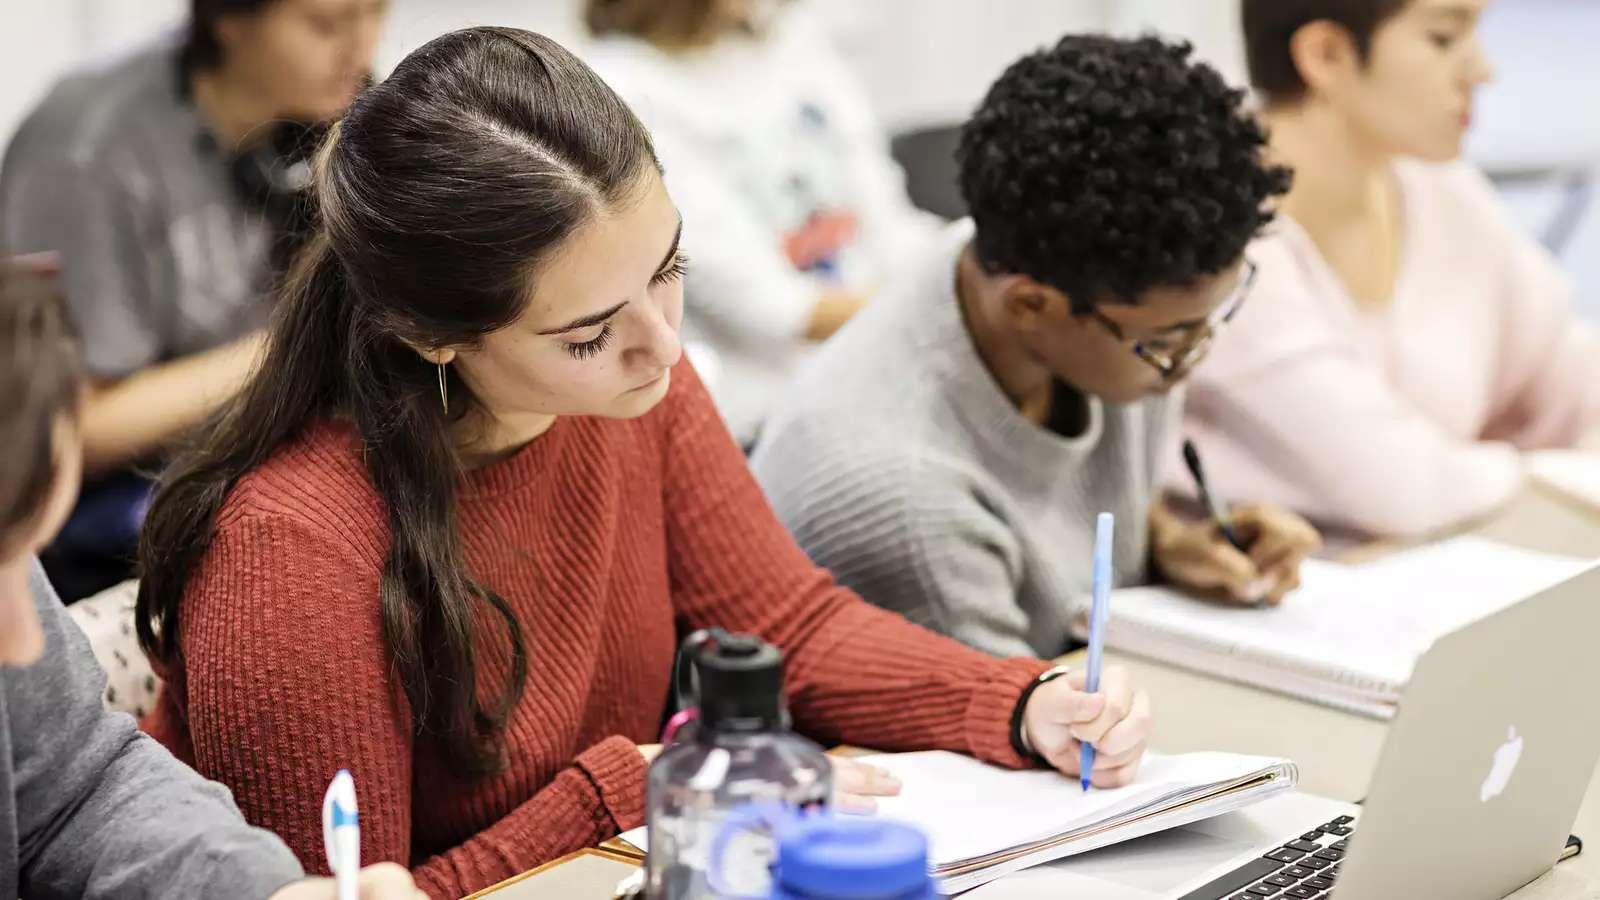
[1480,726,1525,803]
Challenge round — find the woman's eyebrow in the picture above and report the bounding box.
[536,301,629,336]
[535,216,683,336]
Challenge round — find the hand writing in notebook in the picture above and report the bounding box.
[1022,664,1152,788]
[830,757,904,813]
[1150,500,1321,606]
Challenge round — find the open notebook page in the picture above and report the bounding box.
[858,750,1288,868]
[616,750,1288,864]
[1104,536,1588,697]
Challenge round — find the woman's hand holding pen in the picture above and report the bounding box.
[1150,501,1321,606]
[1021,665,1153,789]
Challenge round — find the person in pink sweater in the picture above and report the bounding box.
[1184,0,1600,539]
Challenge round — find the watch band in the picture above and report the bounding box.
[1009,664,1073,767]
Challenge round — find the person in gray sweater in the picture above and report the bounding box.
[752,35,1322,660]
[0,260,421,898]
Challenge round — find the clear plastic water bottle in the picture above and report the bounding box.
[767,815,937,900]
[645,630,833,899]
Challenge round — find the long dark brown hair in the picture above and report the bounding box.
[136,27,659,773]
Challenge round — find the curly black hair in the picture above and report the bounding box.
[958,34,1291,312]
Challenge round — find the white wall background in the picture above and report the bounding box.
[0,0,215,144]
[796,0,1245,133]
[1,0,1593,313]
[0,1,1241,152]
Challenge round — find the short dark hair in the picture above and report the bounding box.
[0,263,83,547]
[181,0,280,75]
[958,34,1290,312]
[1242,0,1409,105]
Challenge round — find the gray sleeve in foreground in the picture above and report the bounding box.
[10,560,304,900]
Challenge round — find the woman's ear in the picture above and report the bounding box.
[211,12,255,60]
[409,345,459,367]
[1289,19,1365,100]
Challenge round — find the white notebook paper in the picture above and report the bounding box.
[861,750,1295,893]
[1099,536,1590,717]
[619,750,1295,895]
[1528,449,1600,511]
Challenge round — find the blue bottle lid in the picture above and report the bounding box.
[769,816,936,900]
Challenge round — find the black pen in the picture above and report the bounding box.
[1182,438,1249,553]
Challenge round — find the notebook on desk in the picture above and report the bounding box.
[619,749,1295,895]
[464,848,638,899]
[1091,536,1589,718]
[1528,450,1600,512]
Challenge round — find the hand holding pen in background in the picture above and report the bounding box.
[1148,439,1322,607]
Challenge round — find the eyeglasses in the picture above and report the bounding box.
[1087,260,1257,382]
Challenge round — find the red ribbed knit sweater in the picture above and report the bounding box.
[144,361,1049,899]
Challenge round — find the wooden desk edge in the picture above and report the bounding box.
[462,847,640,899]
[597,836,645,859]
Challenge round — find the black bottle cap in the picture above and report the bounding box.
[690,631,786,733]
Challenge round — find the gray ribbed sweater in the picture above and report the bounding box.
[752,220,1180,659]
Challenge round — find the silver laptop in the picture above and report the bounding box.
[1170,561,1600,900]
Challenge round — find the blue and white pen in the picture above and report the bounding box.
[323,769,360,900]
[1081,512,1114,791]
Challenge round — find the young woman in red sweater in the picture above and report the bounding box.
[134,27,1153,899]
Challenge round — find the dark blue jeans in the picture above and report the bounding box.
[41,470,153,603]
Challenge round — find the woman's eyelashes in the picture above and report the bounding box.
[565,323,614,360]
[1427,30,1461,50]
[565,255,688,360]
[651,252,690,286]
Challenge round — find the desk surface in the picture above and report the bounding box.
[485,486,1600,899]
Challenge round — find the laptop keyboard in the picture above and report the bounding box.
[1177,814,1357,899]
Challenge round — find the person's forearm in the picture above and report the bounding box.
[412,737,647,899]
[81,333,263,474]
[804,290,867,341]
[1147,499,1183,558]
[768,588,1048,767]
[1148,498,1203,583]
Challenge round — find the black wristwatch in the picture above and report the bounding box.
[1009,664,1073,768]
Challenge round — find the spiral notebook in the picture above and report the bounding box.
[862,750,1296,894]
[1093,536,1590,718]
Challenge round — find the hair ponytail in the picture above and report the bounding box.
[137,228,349,664]
[137,26,650,773]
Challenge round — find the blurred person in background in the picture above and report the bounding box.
[1182,0,1600,540]
[0,260,422,900]
[752,35,1321,660]
[583,0,941,446]
[0,0,387,600]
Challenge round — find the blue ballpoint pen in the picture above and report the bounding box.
[1081,512,1114,791]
